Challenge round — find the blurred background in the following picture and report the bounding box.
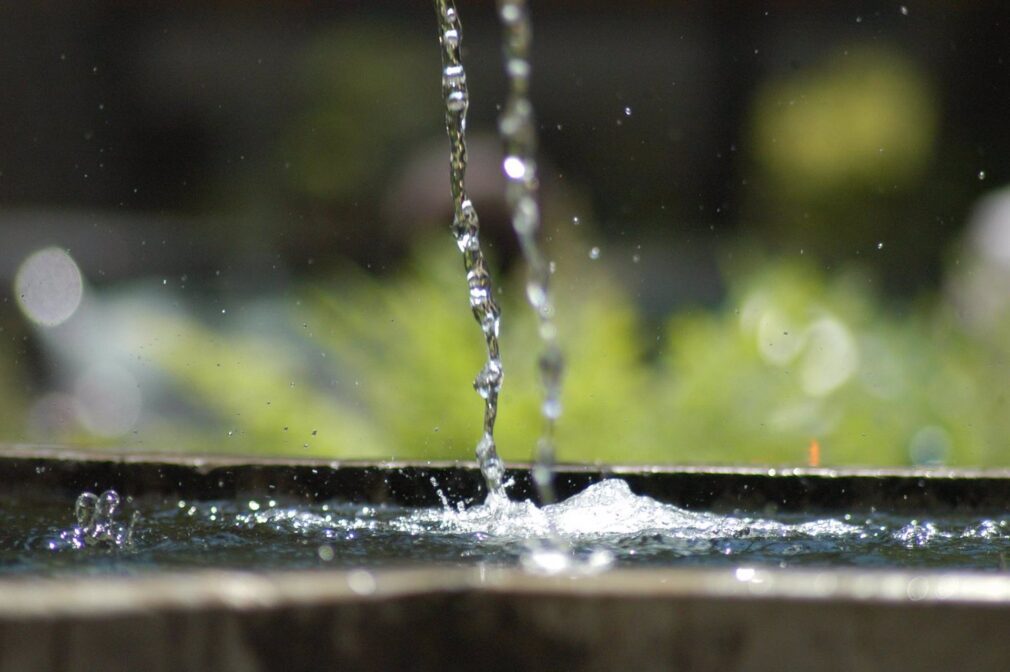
[1,1,1009,467]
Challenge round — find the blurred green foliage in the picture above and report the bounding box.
[655,261,989,465]
[134,311,384,458]
[113,238,1009,467]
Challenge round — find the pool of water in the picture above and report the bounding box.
[3,479,1009,575]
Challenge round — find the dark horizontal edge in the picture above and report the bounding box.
[4,445,1010,513]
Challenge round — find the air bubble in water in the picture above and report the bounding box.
[589,246,601,260]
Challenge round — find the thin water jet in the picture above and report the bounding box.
[433,0,506,500]
[496,0,564,509]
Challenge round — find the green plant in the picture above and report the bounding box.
[131,238,1010,467]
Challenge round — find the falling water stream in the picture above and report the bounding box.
[434,0,506,500]
[496,0,564,508]
[435,0,563,511]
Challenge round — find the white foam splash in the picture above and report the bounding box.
[399,479,859,541]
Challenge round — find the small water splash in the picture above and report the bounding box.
[400,479,860,545]
[433,0,506,499]
[894,520,941,548]
[890,518,1009,547]
[48,490,137,551]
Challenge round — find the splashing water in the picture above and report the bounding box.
[400,480,859,542]
[434,0,506,499]
[48,490,137,551]
[8,478,1010,574]
[496,0,563,508]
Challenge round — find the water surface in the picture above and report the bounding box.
[3,480,1009,576]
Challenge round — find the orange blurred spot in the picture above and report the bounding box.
[808,439,821,467]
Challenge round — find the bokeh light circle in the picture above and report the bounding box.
[14,247,84,327]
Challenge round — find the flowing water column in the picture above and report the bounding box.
[434,0,507,500]
[497,0,561,506]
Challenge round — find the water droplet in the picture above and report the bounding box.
[572,216,580,226]
[75,492,98,525]
[526,282,547,311]
[979,170,987,181]
[589,246,601,260]
[442,64,465,87]
[97,490,120,517]
[446,90,467,112]
[499,2,521,24]
[513,195,539,234]
[623,106,632,116]
[473,360,503,399]
[503,155,526,179]
[877,242,884,250]
[542,398,562,420]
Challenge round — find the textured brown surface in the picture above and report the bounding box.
[1,568,1010,672]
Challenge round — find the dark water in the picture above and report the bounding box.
[2,480,1009,576]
